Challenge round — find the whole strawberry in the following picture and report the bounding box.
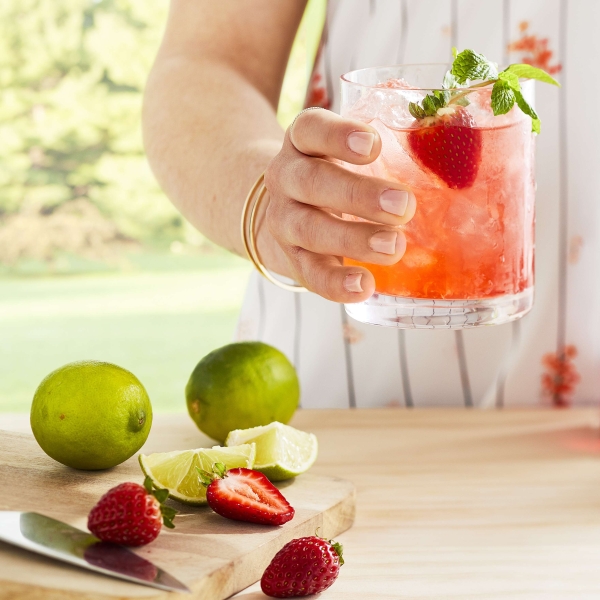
[407,105,482,189]
[87,476,176,546]
[198,464,294,526]
[261,534,344,597]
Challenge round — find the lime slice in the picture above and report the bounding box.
[225,422,317,481]
[139,444,255,505]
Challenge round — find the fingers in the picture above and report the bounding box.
[286,249,376,303]
[275,156,417,226]
[274,201,407,266]
[261,107,420,303]
[288,108,381,165]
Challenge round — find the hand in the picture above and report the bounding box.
[263,108,416,303]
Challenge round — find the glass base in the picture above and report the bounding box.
[345,288,534,329]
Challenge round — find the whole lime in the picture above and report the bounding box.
[30,361,152,470]
[186,342,299,443]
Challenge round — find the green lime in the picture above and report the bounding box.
[30,360,152,470]
[225,421,318,481]
[139,444,256,505]
[185,342,299,443]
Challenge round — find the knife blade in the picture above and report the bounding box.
[0,511,190,593]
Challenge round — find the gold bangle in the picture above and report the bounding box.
[241,173,265,271]
[241,172,307,293]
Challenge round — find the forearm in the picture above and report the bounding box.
[142,54,287,271]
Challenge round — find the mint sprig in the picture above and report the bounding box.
[407,48,560,133]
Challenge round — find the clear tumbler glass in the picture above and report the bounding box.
[341,65,535,329]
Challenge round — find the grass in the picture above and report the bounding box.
[0,250,252,413]
[0,0,327,415]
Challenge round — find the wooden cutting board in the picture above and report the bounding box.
[0,428,355,600]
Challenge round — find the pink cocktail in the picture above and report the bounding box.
[341,64,536,328]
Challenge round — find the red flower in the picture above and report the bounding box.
[541,345,580,407]
[508,21,562,75]
[343,322,363,345]
[304,43,331,110]
[305,73,331,109]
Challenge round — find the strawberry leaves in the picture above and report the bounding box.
[330,540,345,566]
[197,462,227,487]
[409,90,448,119]
[143,476,177,529]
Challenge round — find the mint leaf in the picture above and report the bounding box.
[513,90,538,120]
[505,64,560,86]
[498,70,520,92]
[451,49,498,84]
[491,81,515,115]
[514,89,541,133]
[443,70,458,89]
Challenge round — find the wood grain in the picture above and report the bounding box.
[0,418,355,600]
[3,409,600,599]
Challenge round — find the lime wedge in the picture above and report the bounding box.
[139,444,255,505]
[225,422,317,481]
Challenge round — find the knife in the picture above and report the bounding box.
[0,511,190,593]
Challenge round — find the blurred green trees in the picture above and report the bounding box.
[0,0,325,266]
[0,0,179,248]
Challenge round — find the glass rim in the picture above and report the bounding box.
[341,63,451,92]
[340,62,516,92]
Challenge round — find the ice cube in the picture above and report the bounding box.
[441,191,497,239]
[465,88,525,128]
[401,246,437,269]
[345,79,423,130]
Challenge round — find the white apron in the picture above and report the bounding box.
[237,0,600,409]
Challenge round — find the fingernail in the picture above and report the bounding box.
[344,273,363,293]
[369,231,398,255]
[380,189,409,216]
[347,132,374,156]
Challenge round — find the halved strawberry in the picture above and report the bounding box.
[199,465,295,526]
[407,105,482,189]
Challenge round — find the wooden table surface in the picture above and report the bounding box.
[3,408,600,599]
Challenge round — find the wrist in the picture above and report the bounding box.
[253,189,291,278]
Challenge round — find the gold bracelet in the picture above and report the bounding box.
[241,172,307,293]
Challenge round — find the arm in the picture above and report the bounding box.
[143,0,415,302]
[142,0,302,270]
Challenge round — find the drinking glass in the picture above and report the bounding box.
[341,65,535,328]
